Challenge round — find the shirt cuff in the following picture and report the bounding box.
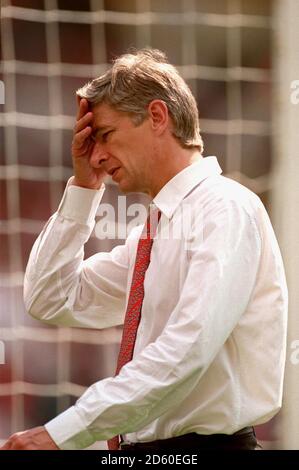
[57,177,106,226]
[45,406,96,450]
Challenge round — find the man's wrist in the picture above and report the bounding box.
[45,406,95,450]
[71,176,104,190]
[57,177,105,226]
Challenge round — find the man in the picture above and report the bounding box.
[1,48,287,450]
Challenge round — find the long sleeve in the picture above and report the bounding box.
[45,198,262,449]
[24,179,140,329]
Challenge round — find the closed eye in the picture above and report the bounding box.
[90,130,113,143]
[102,130,113,142]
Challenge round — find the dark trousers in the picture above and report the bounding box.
[120,427,260,451]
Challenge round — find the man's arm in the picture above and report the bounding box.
[24,97,138,329]
[40,199,262,449]
[23,181,142,329]
[6,197,262,450]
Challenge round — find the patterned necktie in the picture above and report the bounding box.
[107,205,161,450]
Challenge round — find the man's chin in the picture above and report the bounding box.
[116,180,132,194]
[115,177,147,195]
[117,182,144,195]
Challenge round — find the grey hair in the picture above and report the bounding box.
[77,48,203,152]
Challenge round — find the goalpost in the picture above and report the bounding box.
[1,0,288,449]
[273,0,299,450]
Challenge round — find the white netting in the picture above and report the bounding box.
[0,0,275,448]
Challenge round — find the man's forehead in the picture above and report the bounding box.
[91,102,123,129]
[92,102,119,120]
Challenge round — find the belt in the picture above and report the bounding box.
[120,427,257,451]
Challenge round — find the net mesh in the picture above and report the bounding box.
[0,0,274,449]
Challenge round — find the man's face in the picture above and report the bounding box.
[90,102,154,194]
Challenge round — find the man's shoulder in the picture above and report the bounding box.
[198,174,263,212]
[184,174,267,230]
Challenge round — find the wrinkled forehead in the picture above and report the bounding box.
[91,101,123,126]
[91,101,139,129]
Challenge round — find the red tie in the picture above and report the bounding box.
[107,206,161,450]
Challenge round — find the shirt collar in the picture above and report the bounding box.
[152,156,222,219]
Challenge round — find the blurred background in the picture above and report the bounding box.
[0,0,299,450]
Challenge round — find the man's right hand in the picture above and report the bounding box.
[71,97,107,190]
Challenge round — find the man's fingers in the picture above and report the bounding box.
[0,433,22,450]
[72,126,92,149]
[74,111,93,135]
[76,97,88,121]
[0,441,11,450]
[0,426,59,451]
[76,96,84,120]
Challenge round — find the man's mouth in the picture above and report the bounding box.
[107,167,120,177]
[111,168,121,180]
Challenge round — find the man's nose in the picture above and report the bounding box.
[89,141,109,168]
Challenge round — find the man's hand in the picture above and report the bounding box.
[0,426,59,450]
[72,97,107,190]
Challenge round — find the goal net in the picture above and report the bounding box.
[0,0,276,449]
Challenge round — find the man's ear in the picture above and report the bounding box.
[147,100,169,136]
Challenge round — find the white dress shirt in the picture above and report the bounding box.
[24,156,288,450]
